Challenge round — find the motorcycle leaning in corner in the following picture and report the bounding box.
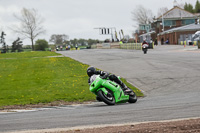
[89,74,137,105]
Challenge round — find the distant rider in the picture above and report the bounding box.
[87,66,131,93]
[142,39,149,47]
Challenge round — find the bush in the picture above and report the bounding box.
[35,39,49,51]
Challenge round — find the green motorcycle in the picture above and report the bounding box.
[89,75,137,105]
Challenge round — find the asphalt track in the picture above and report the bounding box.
[0,45,200,132]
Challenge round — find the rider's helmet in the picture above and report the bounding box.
[87,66,96,77]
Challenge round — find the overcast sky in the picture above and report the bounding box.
[0,0,197,45]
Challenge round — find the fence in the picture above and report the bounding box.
[91,43,147,50]
[91,44,97,49]
[180,41,197,45]
[120,43,142,50]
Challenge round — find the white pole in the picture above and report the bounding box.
[162,10,164,31]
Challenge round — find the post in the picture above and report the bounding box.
[162,11,164,32]
[198,40,200,49]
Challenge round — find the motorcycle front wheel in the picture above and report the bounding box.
[143,49,147,54]
[142,48,147,54]
[97,90,115,105]
[128,91,137,103]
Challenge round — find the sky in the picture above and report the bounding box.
[0,0,197,45]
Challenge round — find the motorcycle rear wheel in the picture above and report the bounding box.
[97,90,115,105]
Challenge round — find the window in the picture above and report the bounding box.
[164,20,176,26]
[182,19,195,25]
[139,24,151,32]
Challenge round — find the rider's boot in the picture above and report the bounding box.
[112,76,132,94]
[121,83,132,94]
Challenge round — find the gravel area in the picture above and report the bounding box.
[53,118,200,133]
[13,118,199,133]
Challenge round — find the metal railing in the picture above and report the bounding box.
[120,43,142,50]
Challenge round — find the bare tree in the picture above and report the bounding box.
[13,8,45,50]
[49,34,69,45]
[157,7,169,18]
[132,5,154,25]
[177,3,184,9]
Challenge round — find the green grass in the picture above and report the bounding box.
[0,51,143,108]
[0,51,59,59]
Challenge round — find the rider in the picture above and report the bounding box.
[142,39,149,47]
[87,66,131,93]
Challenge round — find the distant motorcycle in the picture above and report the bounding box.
[142,43,149,54]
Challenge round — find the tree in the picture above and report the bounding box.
[87,39,99,46]
[184,2,194,13]
[0,31,7,53]
[49,34,69,45]
[195,0,200,13]
[13,8,45,51]
[183,1,200,13]
[157,7,169,18]
[132,5,154,25]
[11,37,23,52]
[35,39,48,51]
[78,39,86,46]
[184,3,188,11]
[68,38,99,46]
[70,38,78,46]
[188,4,194,13]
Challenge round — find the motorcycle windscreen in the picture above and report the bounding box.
[89,75,98,85]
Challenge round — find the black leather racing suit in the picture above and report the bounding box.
[88,70,127,90]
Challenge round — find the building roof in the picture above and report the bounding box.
[139,31,156,37]
[157,6,197,20]
[158,23,200,35]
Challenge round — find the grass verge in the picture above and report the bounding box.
[0,51,143,109]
